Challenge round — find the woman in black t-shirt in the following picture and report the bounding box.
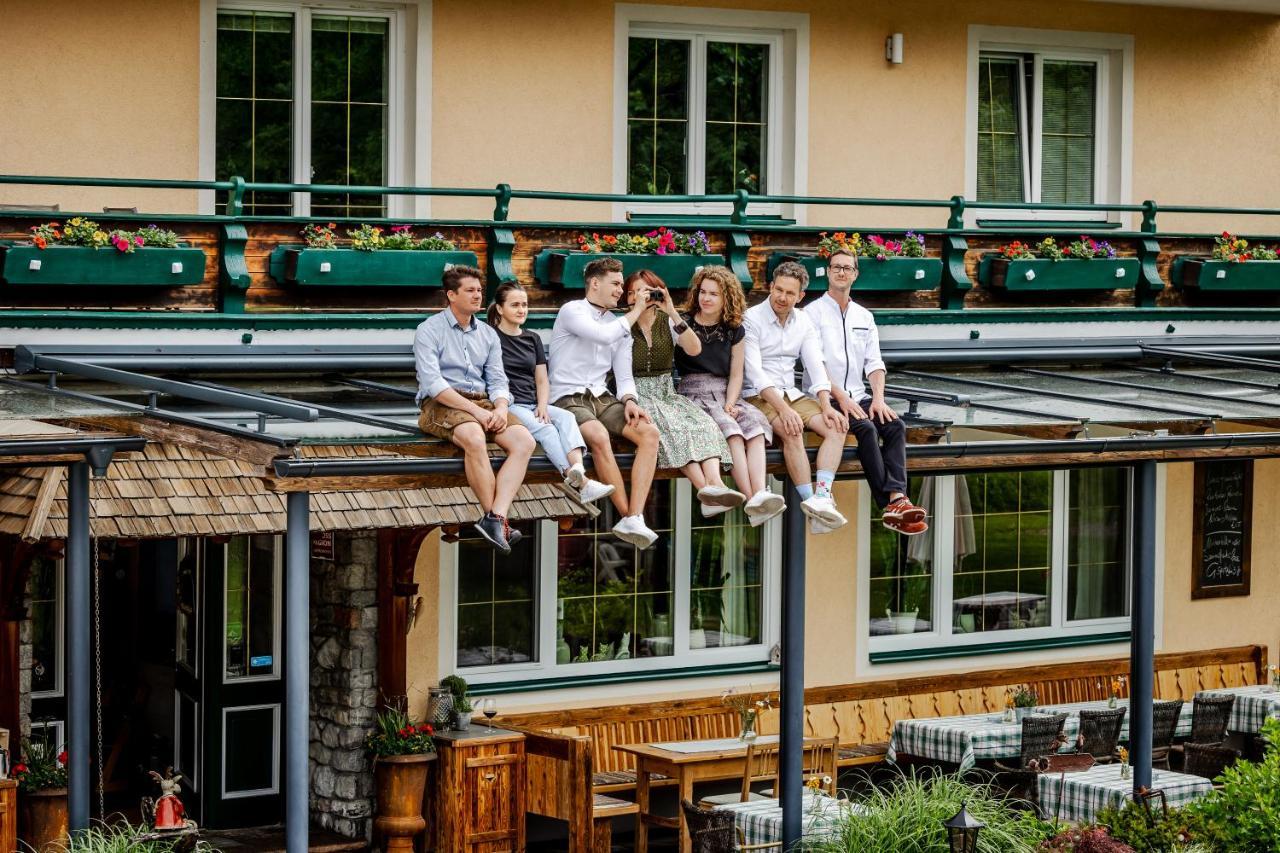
[676,266,785,526]
[487,283,614,506]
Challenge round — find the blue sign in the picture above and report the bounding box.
[250,655,273,668]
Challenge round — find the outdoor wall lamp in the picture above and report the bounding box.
[944,802,984,853]
[885,32,904,64]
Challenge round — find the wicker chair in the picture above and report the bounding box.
[1077,708,1126,763]
[1188,695,1235,744]
[1149,699,1184,768]
[994,713,1069,810]
[680,799,737,853]
[1181,742,1239,787]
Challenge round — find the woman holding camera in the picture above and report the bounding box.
[623,269,744,514]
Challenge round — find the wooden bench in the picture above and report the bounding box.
[503,644,1267,796]
[513,725,639,853]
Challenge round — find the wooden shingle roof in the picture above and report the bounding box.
[0,442,584,541]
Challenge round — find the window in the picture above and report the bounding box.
[865,468,1132,655]
[29,556,63,699]
[224,534,280,681]
[215,6,396,216]
[445,481,781,683]
[966,27,1132,223]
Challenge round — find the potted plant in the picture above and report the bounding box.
[1010,686,1039,722]
[769,230,942,292]
[1,219,205,286]
[268,222,478,287]
[721,687,771,743]
[13,732,68,853]
[979,236,1139,291]
[887,574,928,634]
[367,704,436,852]
[534,227,725,288]
[440,675,473,730]
[1173,231,1280,291]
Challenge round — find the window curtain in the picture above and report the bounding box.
[1071,468,1110,619]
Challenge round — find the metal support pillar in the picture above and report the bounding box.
[285,491,311,853]
[779,478,807,849]
[1130,460,1157,794]
[66,461,90,832]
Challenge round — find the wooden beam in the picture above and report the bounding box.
[377,527,431,706]
[64,415,286,466]
[22,467,63,542]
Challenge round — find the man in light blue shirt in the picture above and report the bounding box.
[415,265,534,552]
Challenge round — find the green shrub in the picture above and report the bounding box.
[801,772,1053,852]
[39,820,219,852]
[1096,800,1218,851]
[1184,717,1280,852]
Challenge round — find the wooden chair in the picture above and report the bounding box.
[698,737,839,808]
[1077,708,1125,764]
[1182,742,1239,787]
[679,800,736,853]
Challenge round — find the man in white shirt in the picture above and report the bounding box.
[805,248,926,536]
[742,261,850,533]
[549,257,661,549]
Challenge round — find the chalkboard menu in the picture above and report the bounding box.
[1191,460,1252,599]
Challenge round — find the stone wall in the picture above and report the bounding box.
[17,572,32,742]
[310,531,379,840]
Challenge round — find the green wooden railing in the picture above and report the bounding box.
[4,173,1280,313]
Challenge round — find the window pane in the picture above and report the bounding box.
[868,479,932,636]
[704,41,768,194]
[176,540,198,674]
[976,54,1025,203]
[951,473,1051,633]
[1041,60,1096,204]
[456,523,537,668]
[689,509,763,649]
[626,37,689,194]
[311,15,388,218]
[29,557,59,695]
[215,11,293,215]
[1067,468,1129,621]
[225,535,277,679]
[557,486,674,662]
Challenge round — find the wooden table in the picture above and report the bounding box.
[616,736,818,853]
[0,779,15,853]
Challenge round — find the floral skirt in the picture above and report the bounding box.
[676,372,772,443]
[634,373,732,469]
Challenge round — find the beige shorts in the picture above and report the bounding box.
[553,391,630,438]
[417,393,521,441]
[745,394,824,427]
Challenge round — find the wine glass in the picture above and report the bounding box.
[481,698,498,726]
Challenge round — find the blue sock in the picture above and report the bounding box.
[796,483,814,500]
[815,469,835,499]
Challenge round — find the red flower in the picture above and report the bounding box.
[13,763,27,775]
[57,751,68,765]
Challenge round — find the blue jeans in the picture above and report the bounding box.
[508,403,586,474]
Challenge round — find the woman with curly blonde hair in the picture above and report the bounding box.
[676,266,784,526]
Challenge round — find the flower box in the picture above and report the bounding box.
[767,252,942,292]
[1173,257,1280,291]
[979,256,1140,291]
[0,244,206,286]
[534,250,726,289]
[268,246,479,287]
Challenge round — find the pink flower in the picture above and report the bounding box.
[134,235,144,246]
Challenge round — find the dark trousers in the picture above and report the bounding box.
[849,397,907,508]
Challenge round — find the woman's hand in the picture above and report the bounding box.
[723,402,741,418]
[535,404,551,424]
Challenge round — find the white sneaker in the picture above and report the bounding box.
[800,494,846,528]
[809,516,838,535]
[743,490,786,527]
[576,478,615,505]
[564,463,587,489]
[700,502,734,519]
[697,484,746,507]
[612,514,659,549]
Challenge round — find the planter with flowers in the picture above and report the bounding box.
[980,236,1139,291]
[367,705,436,852]
[534,228,724,289]
[768,231,942,292]
[1,219,204,286]
[269,223,477,287]
[13,734,69,853]
[1173,231,1280,291]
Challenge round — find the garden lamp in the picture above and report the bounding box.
[943,802,984,853]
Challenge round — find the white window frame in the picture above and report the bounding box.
[221,534,283,684]
[860,469,1138,658]
[173,691,200,793]
[220,703,281,798]
[199,0,423,217]
[439,480,784,686]
[176,538,201,679]
[30,558,65,701]
[612,4,809,222]
[965,26,1133,227]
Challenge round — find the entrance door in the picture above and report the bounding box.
[180,535,285,829]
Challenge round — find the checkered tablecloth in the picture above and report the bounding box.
[1037,763,1212,824]
[1195,685,1280,733]
[712,791,863,848]
[888,700,1193,773]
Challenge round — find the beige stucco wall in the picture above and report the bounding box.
[0,0,202,212]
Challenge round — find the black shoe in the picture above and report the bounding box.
[505,523,523,547]
[473,512,511,553]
